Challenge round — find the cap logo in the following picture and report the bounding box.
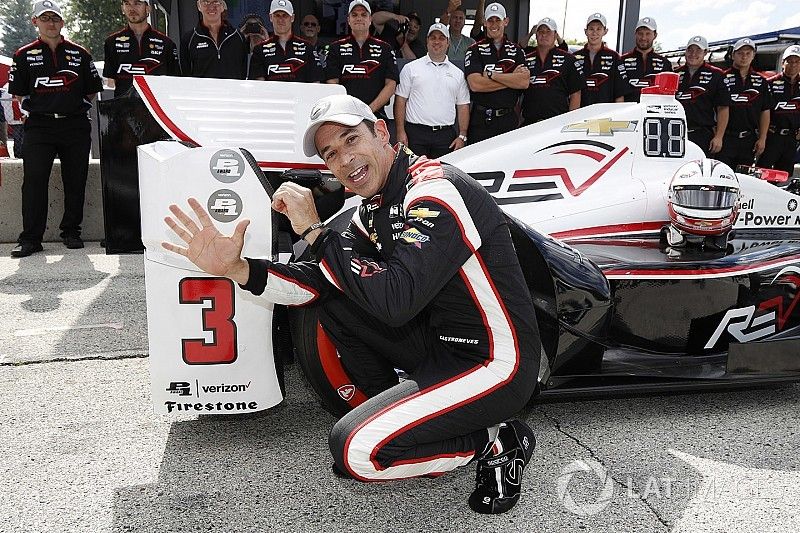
[643,18,650,22]
[43,1,53,6]
[490,5,499,11]
[279,0,286,5]
[310,100,330,120]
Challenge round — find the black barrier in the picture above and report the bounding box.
[97,90,171,254]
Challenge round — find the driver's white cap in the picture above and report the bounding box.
[635,17,657,31]
[269,0,293,15]
[303,94,378,157]
[484,3,507,21]
[783,45,800,61]
[348,0,371,14]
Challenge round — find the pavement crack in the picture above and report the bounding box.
[0,351,148,367]
[537,406,671,530]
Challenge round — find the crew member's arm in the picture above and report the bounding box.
[102,37,117,89]
[470,0,486,40]
[440,0,460,26]
[467,66,529,92]
[568,90,580,110]
[394,95,409,146]
[449,103,470,150]
[369,47,400,112]
[324,42,340,84]
[179,32,192,76]
[755,108,770,157]
[519,25,535,48]
[710,106,728,154]
[371,11,408,35]
[371,79,397,113]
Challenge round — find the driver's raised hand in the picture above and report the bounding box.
[162,197,251,284]
[272,182,323,240]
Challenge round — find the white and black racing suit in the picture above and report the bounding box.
[240,147,541,481]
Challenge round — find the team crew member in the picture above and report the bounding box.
[675,35,729,156]
[619,17,672,102]
[180,0,248,79]
[758,45,800,175]
[573,13,629,106]
[521,17,581,125]
[394,23,470,158]
[300,14,326,68]
[464,3,528,144]
[718,38,771,169]
[8,0,103,257]
[103,0,180,97]
[162,93,540,514]
[325,0,399,117]
[249,0,321,83]
[438,1,475,63]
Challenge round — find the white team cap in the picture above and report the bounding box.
[427,23,449,39]
[33,0,63,18]
[783,45,800,61]
[303,95,378,157]
[636,17,657,31]
[686,35,708,51]
[270,0,293,15]
[586,13,607,28]
[733,38,756,52]
[537,17,558,32]
[484,3,507,21]
[348,0,371,15]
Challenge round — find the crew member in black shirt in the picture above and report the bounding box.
[573,13,629,106]
[618,17,672,102]
[463,2,528,144]
[521,17,581,125]
[325,0,399,118]
[718,38,771,169]
[249,0,321,83]
[8,0,103,257]
[103,0,179,97]
[180,0,248,79]
[758,45,800,175]
[675,35,729,156]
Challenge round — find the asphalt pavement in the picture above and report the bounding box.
[1,243,799,533]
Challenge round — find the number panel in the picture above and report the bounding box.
[643,117,685,158]
[179,277,238,365]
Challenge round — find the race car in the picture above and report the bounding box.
[132,74,800,417]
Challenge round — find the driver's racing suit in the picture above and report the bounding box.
[240,147,541,481]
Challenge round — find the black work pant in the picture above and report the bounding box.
[758,133,799,175]
[716,132,757,170]
[321,294,536,481]
[20,115,91,244]
[467,107,518,145]
[405,122,456,159]
[688,127,714,157]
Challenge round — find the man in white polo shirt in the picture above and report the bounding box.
[394,23,470,158]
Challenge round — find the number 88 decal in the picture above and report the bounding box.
[179,277,238,365]
[643,117,685,158]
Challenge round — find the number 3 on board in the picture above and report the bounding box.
[179,277,238,365]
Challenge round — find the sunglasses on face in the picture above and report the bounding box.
[37,14,63,23]
[122,1,148,6]
[302,22,318,27]
[200,0,222,6]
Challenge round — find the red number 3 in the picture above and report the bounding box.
[179,277,238,365]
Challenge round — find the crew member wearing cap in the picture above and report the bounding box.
[521,17,581,125]
[180,0,248,79]
[162,92,541,515]
[675,35,730,156]
[618,17,672,102]
[464,2,529,143]
[758,45,800,175]
[324,0,399,119]
[438,0,475,63]
[394,23,470,158]
[103,0,180,97]
[717,38,771,168]
[249,0,321,83]
[7,0,103,257]
[573,13,630,106]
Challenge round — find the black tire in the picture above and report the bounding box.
[288,206,367,418]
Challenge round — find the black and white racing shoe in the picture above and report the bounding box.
[468,419,536,514]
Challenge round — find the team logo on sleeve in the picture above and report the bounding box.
[210,150,245,183]
[399,228,430,248]
[207,189,243,223]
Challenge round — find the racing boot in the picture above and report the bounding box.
[468,419,536,514]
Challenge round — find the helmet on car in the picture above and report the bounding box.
[667,159,740,241]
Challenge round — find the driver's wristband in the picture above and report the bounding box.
[300,221,325,239]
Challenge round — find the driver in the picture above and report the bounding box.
[161,94,541,515]
[663,158,741,250]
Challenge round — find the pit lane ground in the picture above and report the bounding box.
[1,243,799,533]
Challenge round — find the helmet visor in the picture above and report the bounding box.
[672,186,739,210]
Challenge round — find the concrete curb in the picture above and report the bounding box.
[0,158,104,243]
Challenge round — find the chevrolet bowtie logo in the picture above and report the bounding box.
[562,118,638,136]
